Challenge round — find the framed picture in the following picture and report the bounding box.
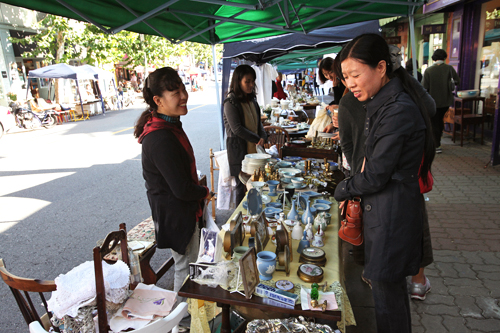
[239,247,259,299]
[253,213,269,253]
[198,228,218,263]
[230,212,245,253]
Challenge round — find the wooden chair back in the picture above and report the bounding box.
[94,223,129,333]
[0,258,60,332]
[264,126,290,156]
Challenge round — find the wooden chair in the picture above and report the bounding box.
[95,223,187,333]
[264,126,290,156]
[452,96,486,147]
[94,223,129,333]
[0,258,60,332]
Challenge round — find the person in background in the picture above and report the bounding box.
[130,73,138,91]
[273,72,288,100]
[134,67,212,299]
[319,57,346,106]
[223,65,267,205]
[422,49,459,154]
[334,34,435,332]
[406,58,422,82]
[313,70,320,95]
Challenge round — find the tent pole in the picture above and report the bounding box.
[212,44,224,150]
[409,14,418,80]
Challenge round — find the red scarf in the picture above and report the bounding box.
[139,116,203,219]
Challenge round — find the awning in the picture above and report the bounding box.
[1,0,424,45]
[223,20,380,64]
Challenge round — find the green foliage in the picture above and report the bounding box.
[9,13,224,70]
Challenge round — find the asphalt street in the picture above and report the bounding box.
[0,81,223,331]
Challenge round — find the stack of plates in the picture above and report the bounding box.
[241,153,271,174]
[317,132,335,138]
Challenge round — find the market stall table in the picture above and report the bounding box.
[179,188,354,333]
[281,145,340,161]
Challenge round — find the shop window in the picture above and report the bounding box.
[478,0,500,101]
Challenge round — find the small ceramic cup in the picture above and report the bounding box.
[233,246,249,261]
[291,177,304,189]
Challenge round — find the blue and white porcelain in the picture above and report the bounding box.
[301,199,314,225]
[256,251,276,281]
[287,200,300,220]
[297,231,310,253]
[266,202,282,209]
[312,203,330,214]
[264,207,282,217]
[266,180,279,196]
[315,199,332,206]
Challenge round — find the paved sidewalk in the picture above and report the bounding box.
[345,136,500,333]
[411,137,500,333]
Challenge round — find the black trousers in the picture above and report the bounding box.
[431,107,450,148]
[371,279,412,333]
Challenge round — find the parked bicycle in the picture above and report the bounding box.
[10,102,57,130]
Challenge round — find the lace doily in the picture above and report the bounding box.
[48,260,130,318]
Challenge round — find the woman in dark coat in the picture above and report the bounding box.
[334,34,435,332]
[134,67,211,296]
[223,65,267,204]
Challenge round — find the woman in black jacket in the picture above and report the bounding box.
[334,34,435,332]
[134,67,211,296]
[223,65,267,204]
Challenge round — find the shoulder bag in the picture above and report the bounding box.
[338,197,363,246]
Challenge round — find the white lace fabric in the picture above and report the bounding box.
[48,260,130,318]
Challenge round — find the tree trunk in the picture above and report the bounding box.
[54,31,65,104]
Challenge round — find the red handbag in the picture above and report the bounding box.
[338,197,363,246]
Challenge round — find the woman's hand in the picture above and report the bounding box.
[257,138,265,146]
[323,123,335,133]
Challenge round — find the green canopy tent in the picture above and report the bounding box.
[3,0,424,147]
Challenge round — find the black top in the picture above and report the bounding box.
[141,126,208,253]
[334,77,426,282]
[329,81,346,105]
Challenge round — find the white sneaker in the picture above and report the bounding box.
[409,276,431,300]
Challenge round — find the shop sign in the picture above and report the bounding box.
[384,36,401,44]
[423,0,462,14]
[421,24,447,35]
[485,19,500,32]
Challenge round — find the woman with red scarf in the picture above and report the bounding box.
[134,67,211,297]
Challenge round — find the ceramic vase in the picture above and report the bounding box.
[256,251,276,281]
[287,200,299,220]
[302,200,314,225]
[314,213,328,234]
[266,180,279,197]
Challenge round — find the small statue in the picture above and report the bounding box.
[310,282,319,307]
[305,220,314,242]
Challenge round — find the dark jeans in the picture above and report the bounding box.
[371,279,411,333]
[431,107,450,148]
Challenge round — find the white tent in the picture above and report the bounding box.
[28,64,97,117]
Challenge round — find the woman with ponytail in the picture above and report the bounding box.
[333,34,435,333]
[134,67,211,298]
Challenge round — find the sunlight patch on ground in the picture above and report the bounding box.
[0,172,75,197]
[0,197,51,233]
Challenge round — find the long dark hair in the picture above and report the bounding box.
[339,33,434,185]
[228,64,257,102]
[134,67,183,138]
[318,57,335,84]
